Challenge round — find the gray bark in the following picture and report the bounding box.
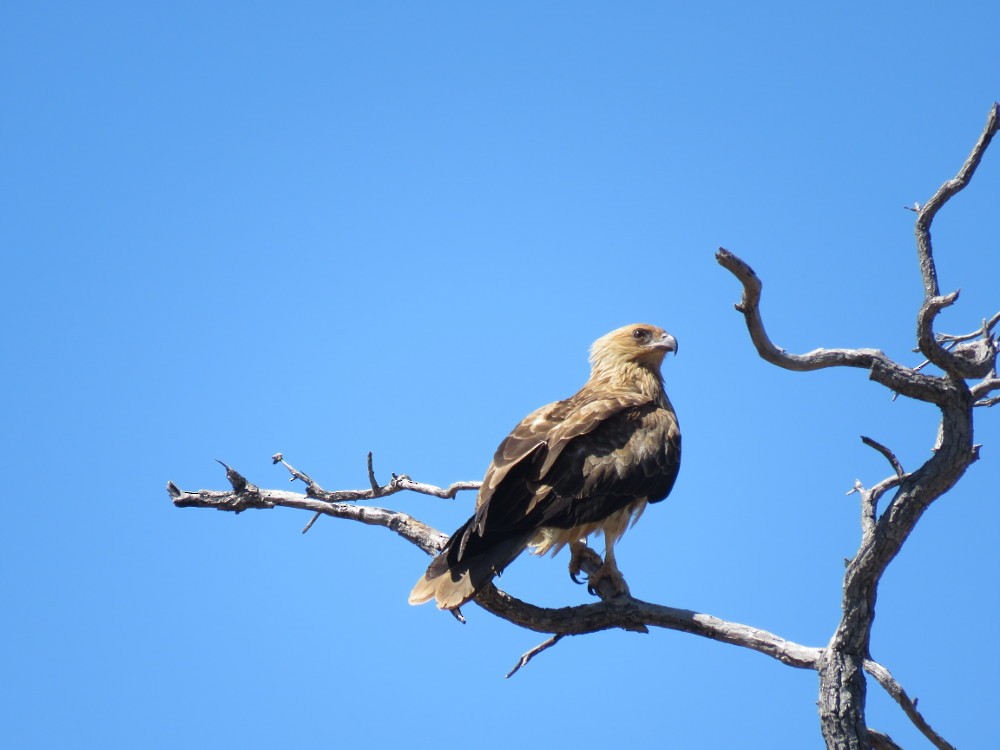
[169,103,999,749]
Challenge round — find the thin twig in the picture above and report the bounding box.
[864,659,956,750]
[860,436,905,478]
[914,291,995,379]
[913,312,1000,374]
[390,476,483,498]
[169,470,823,671]
[279,450,481,533]
[854,475,905,537]
[367,451,380,494]
[277,451,326,534]
[215,460,251,493]
[301,511,322,534]
[272,452,316,486]
[936,311,1000,343]
[506,634,565,678]
[300,452,386,534]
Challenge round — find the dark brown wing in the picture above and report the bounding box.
[409,389,679,609]
[533,400,680,530]
[468,391,653,539]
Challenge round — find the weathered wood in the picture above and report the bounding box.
[170,103,1000,749]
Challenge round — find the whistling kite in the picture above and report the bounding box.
[410,323,680,610]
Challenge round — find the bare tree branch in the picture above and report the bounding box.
[817,105,998,748]
[286,452,397,533]
[867,475,905,519]
[506,634,565,678]
[366,451,380,493]
[971,377,1000,400]
[915,102,1000,298]
[269,452,482,505]
[935,310,1000,344]
[715,104,1000,747]
[168,477,449,556]
[911,104,1000,383]
[171,105,999,750]
[913,312,1000,380]
[714,248,883,372]
[917,292,998,379]
[855,438,908,535]
[715,248,952,405]
[273,453,317,486]
[167,359,970,750]
[864,659,957,750]
[169,463,823,670]
[860,436,904,478]
[181,458,964,746]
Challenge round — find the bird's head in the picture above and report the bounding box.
[588,324,678,379]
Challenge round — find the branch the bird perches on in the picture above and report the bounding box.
[170,102,1000,750]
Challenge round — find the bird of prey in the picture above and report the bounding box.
[409,323,680,611]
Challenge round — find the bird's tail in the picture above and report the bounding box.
[408,519,534,610]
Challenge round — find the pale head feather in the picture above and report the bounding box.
[588,323,677,385]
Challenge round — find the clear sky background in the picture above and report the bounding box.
[2,3,998,748]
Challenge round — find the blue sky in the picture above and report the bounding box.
[2,3,998,747]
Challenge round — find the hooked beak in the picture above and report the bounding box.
[653,332,678,355]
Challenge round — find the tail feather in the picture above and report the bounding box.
[409,521,534,609]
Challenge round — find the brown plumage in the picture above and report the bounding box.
[409,323,681,610]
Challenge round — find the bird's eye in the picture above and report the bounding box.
[632,328,650,343]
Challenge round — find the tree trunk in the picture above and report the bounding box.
[819,649,869,749]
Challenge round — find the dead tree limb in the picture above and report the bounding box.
[170,103,999,749]
[170,457,957,749]
[168,466,820,666]
[716,101,999,749]
[863,660,957,750]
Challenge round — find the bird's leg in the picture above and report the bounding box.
[586,541,631,598]
[567,538,631,598]
[568,539,595,585]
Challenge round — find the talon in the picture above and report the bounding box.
[586,562,631,599]
[567,540,589,584]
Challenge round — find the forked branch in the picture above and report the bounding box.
[169,457,956,745]
[170,104,999,749]
[168,459,822,666]
[713,103,1000,750]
